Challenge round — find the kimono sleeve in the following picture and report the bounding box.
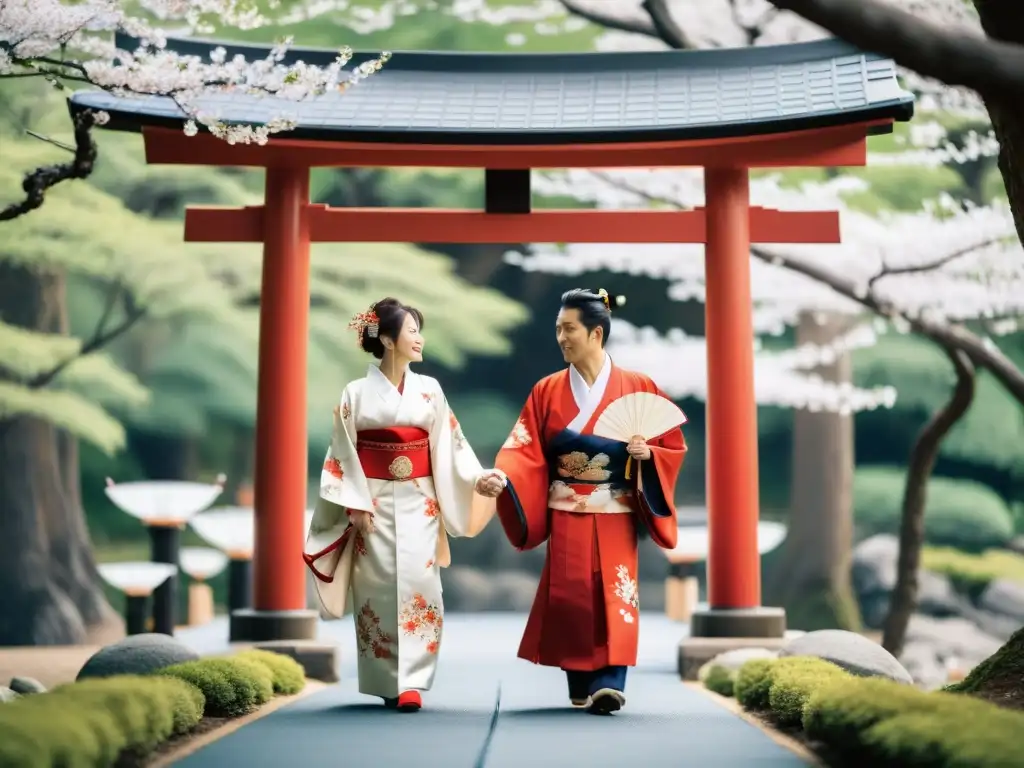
[428,385,497,539]
[304,384,374,584]
[495,387,550,552]
[635,389,688,550]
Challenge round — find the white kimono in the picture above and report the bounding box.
[304,365,498,698]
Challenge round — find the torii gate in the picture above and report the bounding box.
[71,35,913,654]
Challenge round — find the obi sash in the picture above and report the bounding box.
[545,430,634,515]
[356,427,431,481]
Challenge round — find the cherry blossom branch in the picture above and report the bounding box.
[0,109,104,222]
[749,245,1024,405]
[866,236,1004,291]
[640,0,700,49]
[556,0,658,39]
[765,0,1024,102]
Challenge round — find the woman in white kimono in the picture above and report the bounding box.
[303,297,506,713]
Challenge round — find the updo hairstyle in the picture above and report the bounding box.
[359,297,425,360]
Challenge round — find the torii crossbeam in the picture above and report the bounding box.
[70,34,913,658]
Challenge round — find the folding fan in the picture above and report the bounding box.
[593,393,688,479]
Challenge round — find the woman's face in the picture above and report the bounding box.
[391,311,424,363]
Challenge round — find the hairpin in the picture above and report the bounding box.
[347,307,380,344]
[596,288,626,310]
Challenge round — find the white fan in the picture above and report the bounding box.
[594,393,687,480]
[594,392,688,443]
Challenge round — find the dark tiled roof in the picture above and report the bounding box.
[68,35,913,145]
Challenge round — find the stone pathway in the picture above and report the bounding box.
[175,614,809,768]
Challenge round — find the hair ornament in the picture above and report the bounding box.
[347,306,380,344]
[596,288,626,311]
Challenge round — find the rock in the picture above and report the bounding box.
[904,614,1003,663]
[697,647,779,682]
[852,534,899,594]
[779,629,914,684]
[0,687,19,703]
[979,579,1024,623]
[852,534,961,627]
[76,633,200,681]
[9,677,46,695]
[898,641,949,690]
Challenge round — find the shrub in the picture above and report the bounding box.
[50,675,176,755]
[922,547,1024,599]
[147,676,205,735]
[853,468,1013,552]
[158,657,269,717]
[767,658,849,727]
[802,676,985,757]
[236,649,306,695]
[734,658,776,710]
[703,665,734,697]
[860,707,1024,768]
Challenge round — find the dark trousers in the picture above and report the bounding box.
[565,665,628,700]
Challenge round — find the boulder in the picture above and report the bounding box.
[0,687,19,703]
[9,677,46,695]
[979,579,1024,623]
[76,633,200,681]
[779,628,914,684]
[898,641,949,690]
[697,647,779,682]
[852,534,899,594]
[904,614,1003,663]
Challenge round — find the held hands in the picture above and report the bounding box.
[627,435,651,461]
[348,509,375,534]
[475,470,506,498]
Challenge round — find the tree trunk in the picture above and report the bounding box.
[974,0,1024,247]
[0,261,123,646]
[882,347,975,657]
[767,312,862,631]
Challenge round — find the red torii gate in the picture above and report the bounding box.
[71,36,913,652]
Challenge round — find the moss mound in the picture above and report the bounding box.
[157,656,270,717]
[734,658,776,710]
[703,665,735,697]
[946,624,1024,710]
[767,657,850,727]
[236,649,307,695]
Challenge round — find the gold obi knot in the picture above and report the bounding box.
[547,481,634,515]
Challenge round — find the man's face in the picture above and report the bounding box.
[556,307,601,365]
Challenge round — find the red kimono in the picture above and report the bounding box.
[495,364,686,672]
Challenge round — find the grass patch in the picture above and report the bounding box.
[922,546,1024,599]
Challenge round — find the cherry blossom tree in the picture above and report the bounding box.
[0,0,391,219]
[0,0,390,644]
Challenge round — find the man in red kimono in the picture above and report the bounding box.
[492,288,687,715]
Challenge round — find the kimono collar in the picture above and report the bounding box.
[569,352,611,399]
[366,363,414,406]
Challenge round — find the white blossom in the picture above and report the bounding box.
[0,0,390,143]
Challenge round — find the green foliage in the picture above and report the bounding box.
[853,467,1014,551]
[703,665,735,697]
[0,673,201,767]
[734,658,777,710]
[767,657,850,727]
[157,656,271,717]
[235,649,307,695]
[921,547,1024,598]
[853,333,1024,474]
[947,624,1024,698]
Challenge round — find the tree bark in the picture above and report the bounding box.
[767,312,861,630]
[0,261,123,646]
[882,348,975,657]
[974,0,1024,248]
